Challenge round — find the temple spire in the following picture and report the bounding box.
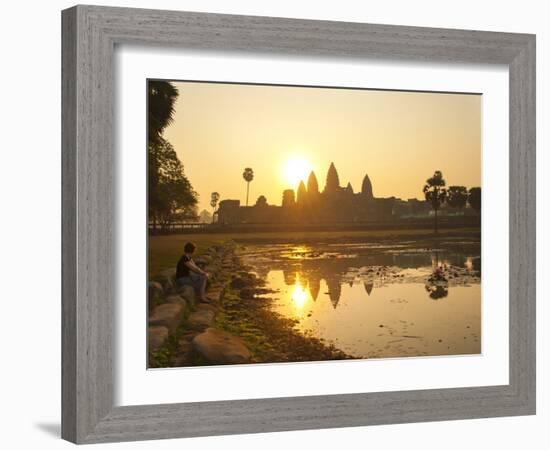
[324,162,340,193]
[297,180,307,204]
[307,171,319,194]
[361,174,373,199]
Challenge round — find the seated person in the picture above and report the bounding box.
[175,242,210,302]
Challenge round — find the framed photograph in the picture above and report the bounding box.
[62,5,536,444]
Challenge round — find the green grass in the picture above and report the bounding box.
[148,235,230,277]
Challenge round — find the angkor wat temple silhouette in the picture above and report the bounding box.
[217,162,424,225]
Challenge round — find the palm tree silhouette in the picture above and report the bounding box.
[148,81,179,145]
[423,170,447,233]
[210,192,220,223]
[242,168,254,206]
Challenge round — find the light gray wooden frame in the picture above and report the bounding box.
[62,4,536,444]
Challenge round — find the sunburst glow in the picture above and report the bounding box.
[291,275,309,309]
[282,156,312,187]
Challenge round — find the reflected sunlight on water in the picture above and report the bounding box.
[290,275,310,310]
[244,241,481,359]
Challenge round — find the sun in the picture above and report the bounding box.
[282,156,312,187]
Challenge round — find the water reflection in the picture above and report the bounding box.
[242,240,481,358]
[425,283,449,300]
[364,282,374,296]
[263,245,478,306]
[291,275,309,309]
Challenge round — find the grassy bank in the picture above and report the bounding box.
[148,235,230,276]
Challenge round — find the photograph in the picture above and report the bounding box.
[147,79,482,368]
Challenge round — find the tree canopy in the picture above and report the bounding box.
[423,170,447,233]
[148,81,198,229]
[423,171,447,211]
[148,81,179,145]
[148,137,198,226]
[447,185,468,210]
[255,195,268,207]
[468,187,481,212]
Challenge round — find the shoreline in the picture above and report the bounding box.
[149,226,480,276]
[148,241,352,368]
[148,229,481,367]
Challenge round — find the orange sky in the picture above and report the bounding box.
[163,81,481,213]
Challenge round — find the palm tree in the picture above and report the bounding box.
[242,168,254,206]
[148,81,179,231]
[423,171,447,233]
[148,81,179,145]
[210,192,220,223]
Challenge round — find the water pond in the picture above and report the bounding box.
[240,239,481,359]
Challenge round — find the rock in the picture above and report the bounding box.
[187,307,216,330]
[148,326,169,351]
[148,281,163,301]
[194,257,209,267]
[178,337,193,351]
[206,287,223,303]
[172,339,194,366]
[149,303,185,333]
[177,285,197,306]
[197,303,217,313]
[166,294,188,311]
[181,331,198,341]
[192,328,251,364]
[154,268,176,293]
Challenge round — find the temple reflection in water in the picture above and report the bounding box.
[246,241,481,358]
[250,243,480,308]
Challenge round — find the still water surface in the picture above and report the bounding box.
[241,240,481,358]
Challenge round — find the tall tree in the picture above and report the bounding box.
[423,170,447,233]
[148,137,198,228]
[147,81,198,231]
[242,167,254,206]
[447,186,468,212]
[148,81,179,145]
[282,189,296,208]
[210,192,220,223]
[468,187,481,213]
[324,162,340,194]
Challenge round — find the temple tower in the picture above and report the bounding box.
[324,162,340,194]
[361,174,374,200]
[296,180,307,204]
[307,171,319,195]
